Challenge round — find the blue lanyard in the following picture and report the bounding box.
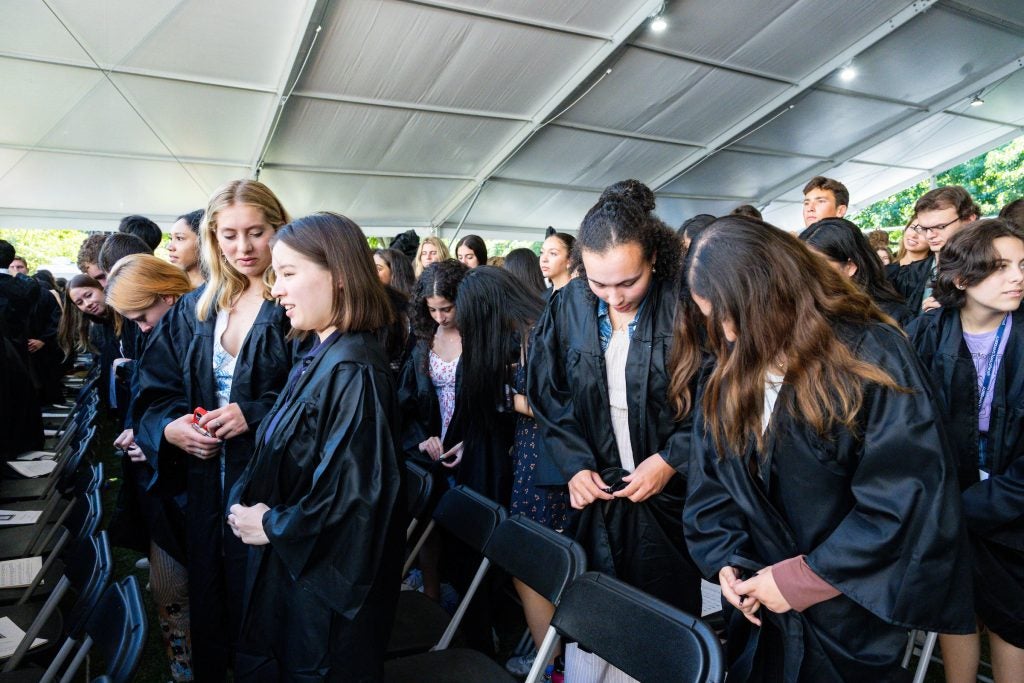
[978,314,1009,411]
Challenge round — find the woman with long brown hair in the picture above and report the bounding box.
[134,180,294,680]
[678,215,973,681]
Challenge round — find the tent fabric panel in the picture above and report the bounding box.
[259,168,468,225]
[633,0,910,81]
[427,0,645,35]
[736,89,913,158]
[266,97,523,175]
[459,180,600,230]
[960,68,1024,127]
[659,150,820,200]
[0,151,246,216]
[496,126,700,189]
[819,6,1024,105]
[854,112,1017,171]
[297,0,603,116]
[44,0,309,89]
[23,74,274,162]
[0,58,106,148]
[557,48,789,143]
[655,197,752,231]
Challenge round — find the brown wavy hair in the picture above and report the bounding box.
[670,216,903,457]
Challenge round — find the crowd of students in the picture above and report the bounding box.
[0,174,1022,683]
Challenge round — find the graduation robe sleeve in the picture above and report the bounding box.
[803,326,973,632]
[132,296,193,490]
[256,363,401,619]
[526,289,599,479]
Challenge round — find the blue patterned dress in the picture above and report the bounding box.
[509,364,571,530]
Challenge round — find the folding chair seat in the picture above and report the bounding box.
[0,488,100,562]
[0,426,95,503]
[522,572,725,683]
[384,514,587,683]
[0,532,113,675]
[0,464,103,569]
[387,486,506,659]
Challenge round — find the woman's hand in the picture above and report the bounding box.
[440,441,464,468]
[197,403,249,440]
[568,470,615,510]
[125,444,147,463]
[418,436,443,460]
[734,566,792,615]
[114,428,135,450]
[613,453,675,503]
[164,413,222,459]
[227,503,270,545]
[922,296,942,312]
[720,566,762,626]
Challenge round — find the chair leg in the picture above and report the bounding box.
[912,631,939,683]
[524,626,560,683]
[902,630,918,668]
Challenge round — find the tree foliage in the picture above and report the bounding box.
[851,135,1024,230]
[0,228,92,272]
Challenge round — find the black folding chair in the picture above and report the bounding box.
[524,572,725,683]
[404,460,434,543]
[387,486,506,658]
[0,531,113,674]
[385,514,587,682]
[41,575,147,683]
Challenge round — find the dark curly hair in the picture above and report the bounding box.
[570,179,681,285]
[410,259,468,341]
[934,218,1024,308]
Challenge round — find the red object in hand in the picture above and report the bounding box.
[191,407,212,437]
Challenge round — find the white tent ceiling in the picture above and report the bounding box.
[1,0,1022,241]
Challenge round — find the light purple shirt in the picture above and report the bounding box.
[963,316,1012,432]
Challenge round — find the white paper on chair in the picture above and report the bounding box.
[5,461,56,478]
[0,557,42,589]
[14,451,54,462]
[0,616,47,659]
[0,511,41,526]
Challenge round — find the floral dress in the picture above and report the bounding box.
[509,363,571,531]
[429,350,458,440]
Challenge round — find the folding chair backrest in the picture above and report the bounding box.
[63,576,147,683]
[65,488,101,541]
[432,486,507,553]
[65,531,113,636]
[550,572,725,683]
[485,515,586,605]
[405,461,434,521]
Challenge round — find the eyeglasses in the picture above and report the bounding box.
[909,218,960,235]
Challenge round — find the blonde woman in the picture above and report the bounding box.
[135,180,293,680]
[414,235,451,277]
[107,254,195,681]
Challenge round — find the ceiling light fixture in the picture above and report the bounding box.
[839,63,856,81]
[650,15,667,32]
[970,94,985,107]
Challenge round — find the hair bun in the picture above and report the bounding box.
[599,179,655,213]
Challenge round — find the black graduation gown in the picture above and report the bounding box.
[527,277,701,614]
[25,280,63,404]
[106,326,187,564]
[397,340,514,505]
[0,274,42,458]
[133,286,292,680]
[875,296,915,329]
[229,332,404,682]
[683,322,974,683]
[908,308,1024,646]
[893,253,934,313]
